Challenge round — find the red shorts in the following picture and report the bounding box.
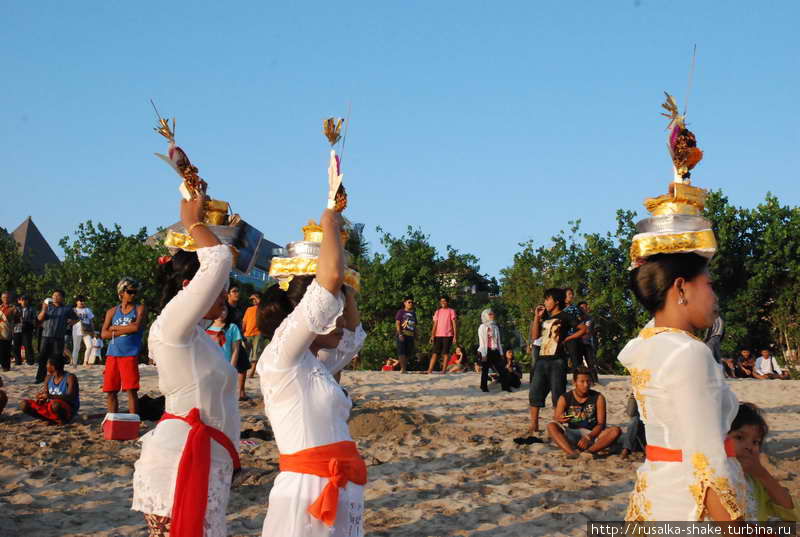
[103,355,140,392]
[25,399,73,423]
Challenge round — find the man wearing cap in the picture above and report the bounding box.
[101,278,146,415]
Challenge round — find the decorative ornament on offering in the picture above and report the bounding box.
[323,117,347,212]
[628,92,716,270]
[151,101,205,201]
[268,220,361,292]
[661,92,703,183]
[150,102,263,274]
[269,116,359,290]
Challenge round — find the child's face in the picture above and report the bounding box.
[728,424,763,459]
[544,296,556,313]
[574,374,592,394]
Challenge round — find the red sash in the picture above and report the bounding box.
[159,408,240,537]
[279,440,367,527]
[646,437,736,462]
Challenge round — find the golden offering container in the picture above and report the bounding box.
[302,220,348,244]
[203,199,230,226]
[643,183,707,217]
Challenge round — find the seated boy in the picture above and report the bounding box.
[547,367,620,457]
[20,356,80,424]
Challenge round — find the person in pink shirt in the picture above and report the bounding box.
[427,295,458,374]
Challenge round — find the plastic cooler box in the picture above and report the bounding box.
[103,413,141,440]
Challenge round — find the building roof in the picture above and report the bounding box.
[10,217,60,274]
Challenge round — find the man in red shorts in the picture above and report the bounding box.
[101,278,146,415]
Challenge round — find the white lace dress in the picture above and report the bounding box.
[132,245,240,537]
[619,327,755,521]
[257,280,367,537]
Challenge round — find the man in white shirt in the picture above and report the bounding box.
[753,349,790,380]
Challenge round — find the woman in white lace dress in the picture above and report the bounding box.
[620,253,754,521]
[256,208,367,537]
[132,196,240,537]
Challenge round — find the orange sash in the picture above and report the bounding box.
[646,437,736,462]
[279,440,367,527]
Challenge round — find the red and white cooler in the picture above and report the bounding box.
[102,413,141,440]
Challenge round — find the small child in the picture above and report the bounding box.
[727,403,797,521]
[381,358,399,371]
[90,335,104,365]
[547,366,620,457]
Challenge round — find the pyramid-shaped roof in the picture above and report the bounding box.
[10,217,60,274]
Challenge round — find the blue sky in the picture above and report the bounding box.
[2,1,798,279]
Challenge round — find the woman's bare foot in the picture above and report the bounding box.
[620,448,630,459]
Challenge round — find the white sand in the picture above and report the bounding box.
[0,365,797,537]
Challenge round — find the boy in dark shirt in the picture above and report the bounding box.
[548,367,620,457]
[394,296,417,373]
[526,288,587,436]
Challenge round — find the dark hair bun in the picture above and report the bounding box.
[156,250,201,312]
[257,276,315,339]
[629,253,708,314]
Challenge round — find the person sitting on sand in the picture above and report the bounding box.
[0,375,7,416]
[446,345,468,373]
[381,358,399,371]
[727,403,798,521]
[20,356,80,424]
[619,392,646,459]
[547,367,620,457]
[505,348,523,380]
[753,349,790,380]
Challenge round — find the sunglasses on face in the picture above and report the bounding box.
[124,289,138,295]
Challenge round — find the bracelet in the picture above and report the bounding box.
[188,222,207,234]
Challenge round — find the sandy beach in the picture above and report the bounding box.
[1,365,797,537]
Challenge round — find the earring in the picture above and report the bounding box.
[678,296,686,305]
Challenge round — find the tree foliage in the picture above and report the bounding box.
[18,221,167,326]
[355,227,501,370]
[0,229,33,293]
[4,191,798,374]
[499,192,800,374]
[499,211,641,373]
[705,191,800,360]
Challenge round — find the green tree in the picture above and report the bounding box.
[0,228,32,294]
[29,221,167,326]
[499,211,641,373]
[705,192,800,365]
[356,227,500,370]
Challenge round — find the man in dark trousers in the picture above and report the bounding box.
[35,290,78,383]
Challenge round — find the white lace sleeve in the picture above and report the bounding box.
[299,280,344,335]
[318,324,367,374]
[267,280,344,370]
[158,245,233,345]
